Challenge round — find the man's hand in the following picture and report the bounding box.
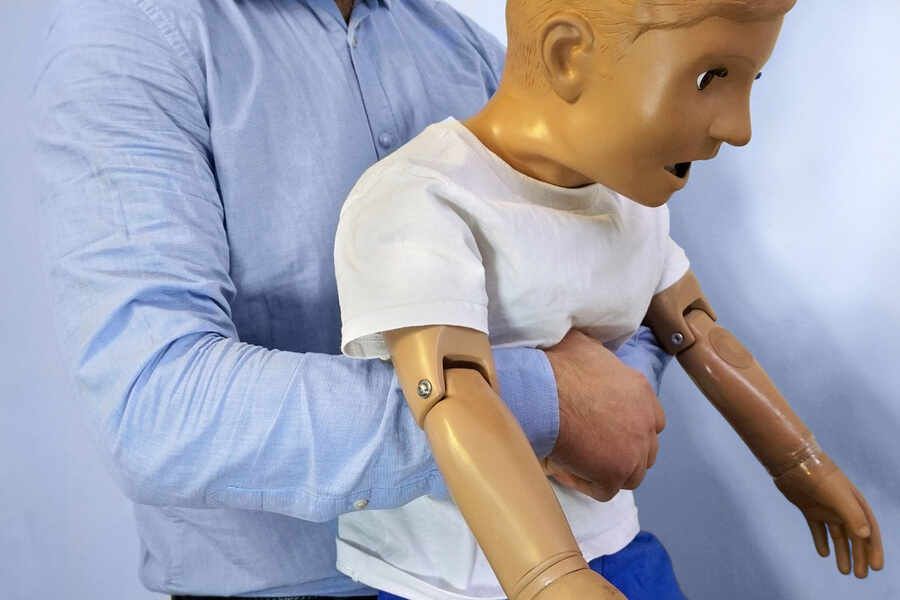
[543,329,666,501]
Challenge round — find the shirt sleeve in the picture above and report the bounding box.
[614,326,672,396]
[336,169,491,359]
[29,0,557,523]
[656,209,691,295]
[631,209,688,392]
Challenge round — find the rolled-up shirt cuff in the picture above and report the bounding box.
[493,346,559,459]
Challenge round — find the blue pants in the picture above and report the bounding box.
[377,531,686,600]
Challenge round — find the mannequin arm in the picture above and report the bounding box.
[644,271,883,578]
[385,325,625,600]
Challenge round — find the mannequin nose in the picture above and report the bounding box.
[710,100,753,147]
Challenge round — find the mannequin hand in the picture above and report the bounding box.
[530,568,627,600]
[773,452,884,578]
[544,329,666,501]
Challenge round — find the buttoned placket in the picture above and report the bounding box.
[303,0,401,159]
[344,4,401,159]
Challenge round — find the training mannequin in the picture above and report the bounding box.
[334,1,883,599]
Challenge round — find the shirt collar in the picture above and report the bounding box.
[356,0,391,11]
[306,0,390,29]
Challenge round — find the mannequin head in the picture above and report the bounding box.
[504,0,797,91]
[468,0,796,207]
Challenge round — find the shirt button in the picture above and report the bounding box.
[377,132,392,149]
[353,499,369,511]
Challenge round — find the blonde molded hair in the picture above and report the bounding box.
[504,0,796,91]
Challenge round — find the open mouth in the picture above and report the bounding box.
[664,162,692,179]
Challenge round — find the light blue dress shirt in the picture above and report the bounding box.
[29,0,669,595]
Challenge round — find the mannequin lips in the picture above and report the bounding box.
[664,162,692,179]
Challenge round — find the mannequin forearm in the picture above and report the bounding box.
[645,271,814,473]
[646,272,883,577]
[385,325,623,600]
[426,368,591,599]
[676,309,815,472]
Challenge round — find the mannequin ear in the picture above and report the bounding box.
[539,11,596,103]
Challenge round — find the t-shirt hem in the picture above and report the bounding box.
[336,503,639,600]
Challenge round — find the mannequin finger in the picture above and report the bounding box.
[828,523,852,575]
[806,519,830,558]
[851,536,869,579]
[854,486,884,571]
[867,535,885,572]
[830,483,872,539]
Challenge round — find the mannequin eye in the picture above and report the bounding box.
[696,68,729,90]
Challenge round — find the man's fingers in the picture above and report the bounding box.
[545,328,664,497]
[548,468,618,502]
[646,432,659,470]
[620,462,647,492]
[652,395,666,434]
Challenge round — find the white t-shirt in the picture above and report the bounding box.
[334,119,690,600]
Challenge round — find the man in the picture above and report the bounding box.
[29,0,668,597]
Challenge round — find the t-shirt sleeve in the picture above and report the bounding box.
[335,169,489,359]
[656,236,691,294]
[654,203,691,295]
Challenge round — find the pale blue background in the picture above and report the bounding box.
[2,1,897,598]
